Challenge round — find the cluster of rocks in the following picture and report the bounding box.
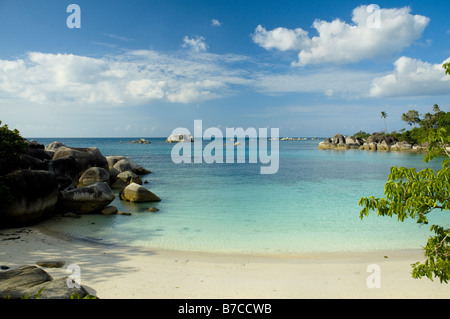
[318,133,428,152]
[0,140,160,228]
[129,138,151,144]
[0,264,91,299]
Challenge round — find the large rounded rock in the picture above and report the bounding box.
[391,141,412,151]
[27,148,53,161]
[106,156,150,175]
[366,133,397,146]
[58,182,115,213]
[52,146,108,175]
[111,171,142,189]
[1,170,59,227]
[112,159,132,173]
[0,265,89,299]
[19,154,43,170]
[78,167,109,187]
[45,141,66,153]
[331,134,346,145]
[26,140,45,150]
[119,183,160,203]
[43,156,80,189]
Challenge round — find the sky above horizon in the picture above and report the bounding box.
[0,0,449,138]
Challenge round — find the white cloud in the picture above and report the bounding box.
[252,25,310,51]
[0,50,250,106]
[252,5,429,66]
[211,19,222,27]
[182,36,208,52]
[369,57,450,97]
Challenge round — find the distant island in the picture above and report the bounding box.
[319,105,449,153]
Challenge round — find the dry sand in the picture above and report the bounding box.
[0,225,448,299]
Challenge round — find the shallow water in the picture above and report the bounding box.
[36,137,449,255]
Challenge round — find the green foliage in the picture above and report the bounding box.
[444,62,450,75]
[359,128,450,283]
[70,292,98,299]
[401,110,421,127]
[390,105,450,145]
[352,130,371,141]
[0,121,29,213]
[20,288,44,299]
[0,121,29,176]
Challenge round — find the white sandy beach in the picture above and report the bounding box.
[0,225,448,299]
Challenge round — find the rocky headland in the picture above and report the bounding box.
[0,140,158,229]
[318,133,428,153]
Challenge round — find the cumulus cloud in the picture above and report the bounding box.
[369,57,450,97]
[182,36,208,52]
[0,50,250,106]
[252,25,310,51]
[252,5,429,66]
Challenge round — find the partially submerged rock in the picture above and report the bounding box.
[106,156,151,175]
[119,183,161,203]
[58,182,115,214]
[111,171,143,189]
[101,206,118,215]
[129,138,151,144]
[78,167,110,187]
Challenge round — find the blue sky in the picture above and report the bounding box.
[0,0,449,138]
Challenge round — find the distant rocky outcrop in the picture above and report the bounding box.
[166,134,194,143]
[319,133,428,153]
[129,138,151,144]
[318,134,364,150]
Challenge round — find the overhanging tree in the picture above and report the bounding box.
[359,63,450,283]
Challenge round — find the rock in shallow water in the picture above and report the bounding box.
[119,183,161,203]
[101,206,118,215]
[58,182,115,213]
[78,167,110,187]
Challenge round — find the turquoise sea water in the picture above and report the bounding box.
[35,137,450,255]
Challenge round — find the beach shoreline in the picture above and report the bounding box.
[1,225,449,299]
